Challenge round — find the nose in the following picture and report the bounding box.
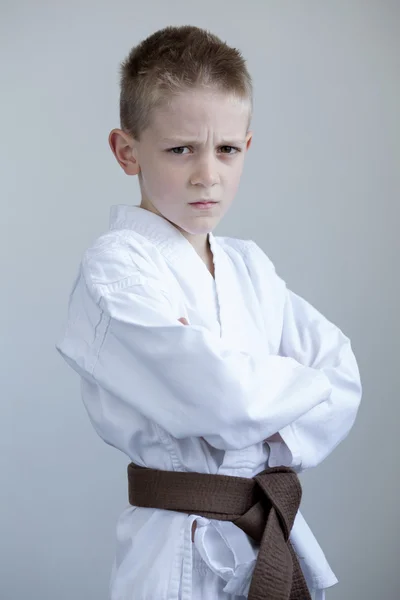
[190,155,219,188]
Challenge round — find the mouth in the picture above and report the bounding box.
[189,200,219,209]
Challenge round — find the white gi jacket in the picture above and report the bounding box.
[56,205,362,600]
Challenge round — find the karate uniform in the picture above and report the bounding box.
[56,205,362,600]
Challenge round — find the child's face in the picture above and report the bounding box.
[131,88,252,236]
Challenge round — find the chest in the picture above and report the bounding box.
[163,245,280,356]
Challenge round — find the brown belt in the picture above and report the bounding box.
[128,463,311,600]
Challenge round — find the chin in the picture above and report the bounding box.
[182,216,220,235]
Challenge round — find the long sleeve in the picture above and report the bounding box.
[246,242,362,471]
[271,289,361,470]
[56,244,333,452]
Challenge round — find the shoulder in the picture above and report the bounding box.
[81,229,170,291]
[217,235,287,302]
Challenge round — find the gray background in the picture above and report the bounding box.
[1,1,399,598]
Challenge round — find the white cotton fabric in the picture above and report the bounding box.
[56,205,362,599]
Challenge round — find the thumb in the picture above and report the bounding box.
[178,317,189,326]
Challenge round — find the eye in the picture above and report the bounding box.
[219,146,240,154]
[168,146,190,155]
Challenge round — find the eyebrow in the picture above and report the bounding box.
[160,138,246,146]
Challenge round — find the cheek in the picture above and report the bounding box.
[147,161,184,196]
[227,163,244,192]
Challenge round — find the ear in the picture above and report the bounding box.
[245,131,253,151]
[108,129,140,176]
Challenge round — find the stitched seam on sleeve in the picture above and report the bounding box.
[84,279,174,376]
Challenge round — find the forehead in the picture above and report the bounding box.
[148,89,250,139]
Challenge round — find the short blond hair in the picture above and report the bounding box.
[119,25,253,139]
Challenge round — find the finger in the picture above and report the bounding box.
[178,317,189,326]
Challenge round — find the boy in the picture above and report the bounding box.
[56,25,362,600]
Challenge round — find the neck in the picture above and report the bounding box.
[139,201,214,275]
[178,229,209,256]
[139,202,209,252]
[177,228,214,277]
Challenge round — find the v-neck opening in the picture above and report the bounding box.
[208,233,222,333]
